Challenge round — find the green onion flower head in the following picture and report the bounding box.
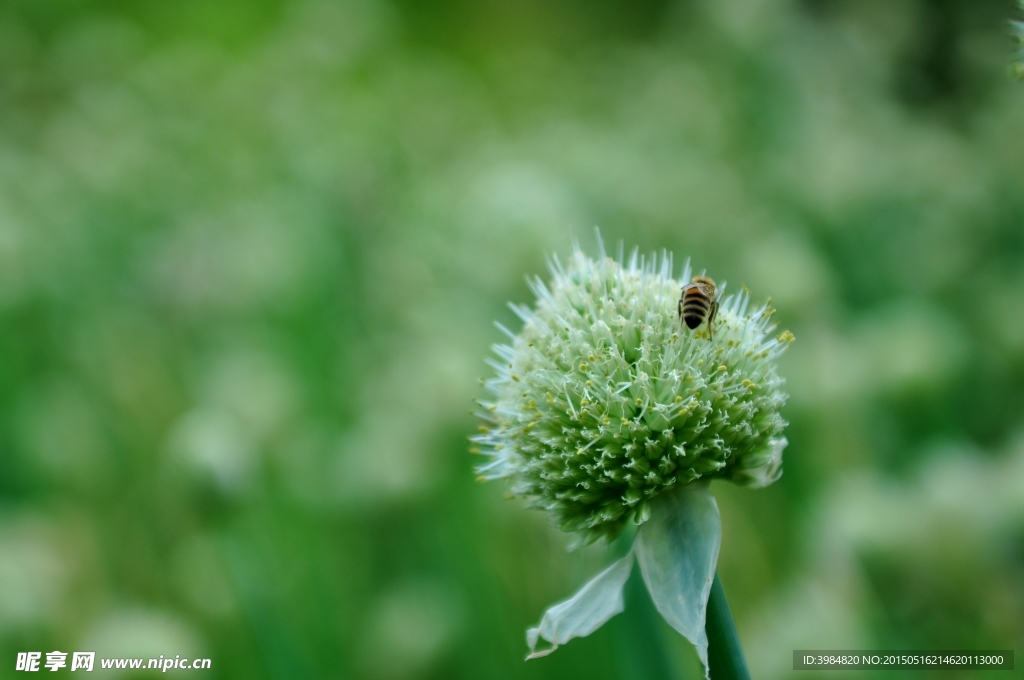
[473,243,792,545]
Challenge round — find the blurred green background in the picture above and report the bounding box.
[1,0,1022,678]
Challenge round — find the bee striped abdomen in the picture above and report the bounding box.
[681,288,710,329]
[678,275,718,335]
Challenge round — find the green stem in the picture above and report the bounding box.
[705,572,751,680]
[610,530,676,680]
[622,568,677,680]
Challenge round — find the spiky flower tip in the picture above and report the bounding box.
[472,244,792,544]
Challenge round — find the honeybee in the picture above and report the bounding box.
[678,275,719,339]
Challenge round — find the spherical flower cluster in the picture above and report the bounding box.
[473,245,792,544]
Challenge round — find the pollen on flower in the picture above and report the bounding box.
[471,243,791,543]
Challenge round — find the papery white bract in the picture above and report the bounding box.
[526,552,635,659]
[526,482,721,677]
[636,482,721,677]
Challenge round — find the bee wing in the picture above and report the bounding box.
[690,282,714,298]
